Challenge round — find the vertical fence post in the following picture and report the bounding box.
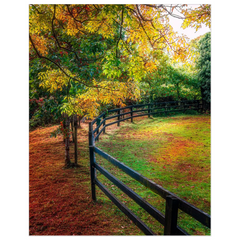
[130,106,133,123]
[118,110,120,126]
[148,104,151,118]
[74,115,78,165]
[96,122,99,136]
[164,195,179,235]
[89,122,96,201]
[103,113,106,134]
[96,117,101,141]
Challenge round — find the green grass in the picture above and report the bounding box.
[95,114,211,235]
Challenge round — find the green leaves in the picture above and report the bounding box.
[196,32,211,103]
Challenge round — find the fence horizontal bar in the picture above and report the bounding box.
[178,202,210,228]
[94,146,210,228]
[132,103,153,108]
[91,112,106,126]
[107,103,154,113]
[95,178,156,235]
[131,108,149,114]
[94,126,105,141]
[93,119,105,134]
[152,104,184,110]
[95,162,165,225]
[108,105,133,113]
[181,104,199,107]
[175,226,189,235]
[105,111,131,121]
[151,108,199,115]
[104,106,200,130]
[105,112,150,128]
[92,100,201,127]
[105,115,133,127]
[131,113,151,118]
[94,146,171,198]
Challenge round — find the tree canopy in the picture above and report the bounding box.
[29,4,210,118]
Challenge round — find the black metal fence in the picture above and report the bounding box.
[88,100,210,235]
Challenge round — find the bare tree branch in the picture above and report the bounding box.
[51,5,81,62]
[30,34,92,87]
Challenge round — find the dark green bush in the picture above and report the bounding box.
[29,97,62,129]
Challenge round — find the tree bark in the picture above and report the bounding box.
[64,116,71,167]
[74,115,78,165]
[71,116,75,143]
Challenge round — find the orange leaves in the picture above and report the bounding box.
[30,34,48,56]
[145,61,157,73]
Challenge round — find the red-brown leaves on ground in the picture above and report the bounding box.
[29,121,137,235]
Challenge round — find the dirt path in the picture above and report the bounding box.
[29,121,138,235]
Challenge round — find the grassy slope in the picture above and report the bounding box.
[96,114,211,235]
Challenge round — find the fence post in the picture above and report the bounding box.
[74,115,78,165]
[164,195,179,235]
[96,117,101,141]
[118,110,120,126]
[89,122,96,201]
[148,104,151,118]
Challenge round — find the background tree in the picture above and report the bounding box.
[196,32,211,107]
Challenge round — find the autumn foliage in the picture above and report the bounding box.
[29,4,211,118]
[29,5,211,235]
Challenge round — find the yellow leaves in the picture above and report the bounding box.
[69,79,140,118]
[29,5,52,35]
[38,69,70,93]
[181,4,211,30]
[66,19,80,36]
[57,77,140,118]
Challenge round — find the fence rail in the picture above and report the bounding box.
[89,100,210,235]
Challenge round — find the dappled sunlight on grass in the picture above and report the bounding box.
[96,114,210,235]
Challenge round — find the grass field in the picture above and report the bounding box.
[29,114,210,235]
[95,114,211,235]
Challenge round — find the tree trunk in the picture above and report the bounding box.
[71,116,75,143]
[74,115,78,165]
[64,116,71,167]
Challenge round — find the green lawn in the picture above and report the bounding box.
[95,114,211,235]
